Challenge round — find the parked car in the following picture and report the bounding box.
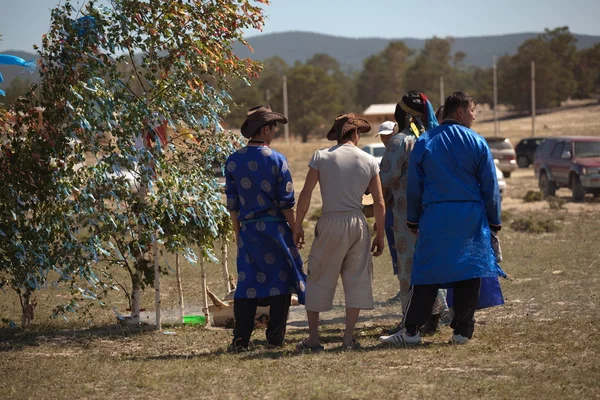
[534,136,600,201]
[515,137,546,168]
[484,137,517,178]
[361,142,387,164]
[495,160,507,200]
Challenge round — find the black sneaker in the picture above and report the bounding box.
[228,338,250,353]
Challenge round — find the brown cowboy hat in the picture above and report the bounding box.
[240,105,288,139]
[327,113,371,141]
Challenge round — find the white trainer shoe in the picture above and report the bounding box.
[379,329,421,345]
[449,334,470,345]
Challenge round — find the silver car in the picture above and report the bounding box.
[485,137,518,178]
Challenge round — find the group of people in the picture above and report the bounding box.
[224,91,505,352]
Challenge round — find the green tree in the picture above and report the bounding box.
[286,60,345,142]
[1,0,265,324]
[467,67,494,107]
[0,77,33,106]
[499,27,578,111]
[574,44,600,99]
[226,56,289,129]
[356,41,413,109]
[404,37,455,107]
[306,53,357,113]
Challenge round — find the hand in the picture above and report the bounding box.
[409,228,419,237]
[294,226,305,250]
[371,234,385,257]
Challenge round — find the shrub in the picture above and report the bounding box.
[547,196,566,210]
[523,190,543,202]
[510,217,558,233]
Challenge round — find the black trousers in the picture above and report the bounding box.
[404,278,481,338]
[233,294,291,347]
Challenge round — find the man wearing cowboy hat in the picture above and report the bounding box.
[225,105,307,352]
[294,113,386,351]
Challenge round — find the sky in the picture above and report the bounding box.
[1,0,599,52]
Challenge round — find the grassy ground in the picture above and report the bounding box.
[2,107,600,399]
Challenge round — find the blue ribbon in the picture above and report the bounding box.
[0,54,37,73]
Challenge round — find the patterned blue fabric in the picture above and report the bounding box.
[407,122,503,285]
[225,146,306,303]
[384,209,398,275]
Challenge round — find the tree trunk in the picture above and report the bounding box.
[221,240,230,294]
[153,235,161,330]
[200,256,210,326]
[175,253,184,323]
[130,270,142,324]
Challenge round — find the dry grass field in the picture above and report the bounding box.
[1,105,599,399]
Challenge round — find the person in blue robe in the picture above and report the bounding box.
[225,105,307,351]
[381,92,504,346]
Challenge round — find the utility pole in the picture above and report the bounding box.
[439,76,445,107]
[531,61,536,137]
[282,75,290,143]
[493,55,499,137]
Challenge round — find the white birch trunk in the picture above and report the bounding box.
[131,131,146,325]
[221,240,230,294]
[153,234,161,330]
[130,270,142,324]
[200,256,210,326]
[175,253,185,323]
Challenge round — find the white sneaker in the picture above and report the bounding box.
[379,330,421,345]
[449,334,470,345]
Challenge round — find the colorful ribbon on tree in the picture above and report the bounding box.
[0,54,37,96]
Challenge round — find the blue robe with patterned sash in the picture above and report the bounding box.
[225,145,306,304]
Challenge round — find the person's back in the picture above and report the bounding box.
[310,144,378,213]
[399,92,503,347]
[408,122,500,223]
[294,113,385,351]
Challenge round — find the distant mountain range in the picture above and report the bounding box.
[232,31,600,70]
[3,31,600,88]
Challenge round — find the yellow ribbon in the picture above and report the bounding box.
[410,122,420,137]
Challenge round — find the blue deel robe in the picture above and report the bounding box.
[225,145,307,304]
[406,121,505,288]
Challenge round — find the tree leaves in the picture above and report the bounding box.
[0,0,266,320]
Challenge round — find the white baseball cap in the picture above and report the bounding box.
[376,120,396,136]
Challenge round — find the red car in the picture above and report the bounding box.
[534,136,600,201]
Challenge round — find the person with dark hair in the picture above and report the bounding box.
[294,113,386,351]
[435,106,444,122]
[387,91,504,345]
[378,91,448,340]
[225,105,307,352]
[437,98,505,322]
